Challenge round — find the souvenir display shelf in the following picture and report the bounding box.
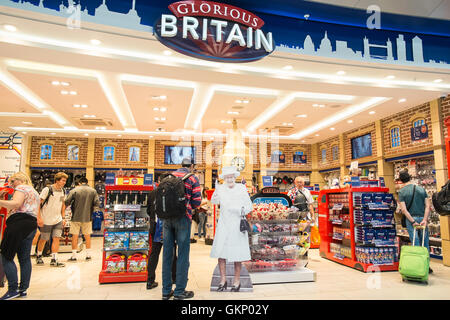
[98,185,153,284]
[393,156,442,259]
[244,187,316,284]
[319,187,399,272]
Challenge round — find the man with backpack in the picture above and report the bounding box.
[398,170,433,273]
[155,158,201,300]
[287,177,315,221]
[36,172,68,267]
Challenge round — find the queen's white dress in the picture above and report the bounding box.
[209,183,252,262]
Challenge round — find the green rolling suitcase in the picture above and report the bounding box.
[399,226,429,284]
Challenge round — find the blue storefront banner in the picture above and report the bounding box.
[411,124,429,141]
[2,0,448,68]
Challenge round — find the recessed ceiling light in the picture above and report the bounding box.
[153,107,159,111]
[283,65,293,70]
[433,79,443,83]
[398,98,406,103]
[163,50,172,56]
[296,114,307,118]
[228,111,239,115]
[242,99,250,104]
[160,107,167,112]
[50,132,56,135]
[369,111,376,114]
[22,121,32,125]
[149,135,154,138]
[95,126,106,130]
[84,133,89,136]
[301,140,306,143]
[83,115,96,118]
[81,104,88,108]
[22,132,27,135]
[337,71,346,75]
[315,134,320,136]
[385,75,395,80]
[90,39,101,45]
[235,99,242,104]
[161,117,166,121]
[312,104,319,107]
[69,91,77,95]
[61,90,69,95]
[117,134,122,137]
[330,127,335,130]
[4,24,17,32]
[154,117,160,121]
[52,81,60,86]
[347,119,353,123]
[73,104,80,108]
[60,82,70,86]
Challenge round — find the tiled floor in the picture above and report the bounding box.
[5,237,450,300]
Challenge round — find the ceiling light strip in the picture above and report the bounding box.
[290,97,390,139]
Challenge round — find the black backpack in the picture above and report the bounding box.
[155,173,193,219]
[40,185,54,209]
[432,180,450,216]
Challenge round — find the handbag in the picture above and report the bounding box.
[401,185,416,228]
[239,207,251,233]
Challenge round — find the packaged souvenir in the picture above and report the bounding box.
[129,231,149,250]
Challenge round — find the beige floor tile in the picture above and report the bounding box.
[7,237,449,300]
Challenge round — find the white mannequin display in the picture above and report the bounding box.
[210,166,252,292]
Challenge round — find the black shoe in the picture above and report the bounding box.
[190,239,197,243]
[67,257,77,262]
[162,290,174,300]
[86,256,92,261]
[147,281,158,290]
[19,290,27,298]
[231,282,241,292]
[0,291,20,300]
[36,256,44,265]
[429,267,434,274]
[217,281,227,292]
[50,259,65,267]
[173,290,194,300]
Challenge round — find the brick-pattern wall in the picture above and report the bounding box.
[30,136,88,166]
[344,123,377,163]
[441,95,450,140]
[95,138,149,167]
[267,143,312,170]
[381,102,433,157]
[318,136,340,169]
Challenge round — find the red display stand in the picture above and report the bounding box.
[310,190,320,249]
[98,184,153,284]
[318,187,399,272]
[445,116,450,179]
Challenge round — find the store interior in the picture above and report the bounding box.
[0,0,450,300]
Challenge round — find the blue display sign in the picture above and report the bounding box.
[262,176,273,187]
[293,154,307,164]
[144,174,153,186]
[411,124,429,141]
[252,197,289,207]
[351,176,361,187]
[105,172,115,185]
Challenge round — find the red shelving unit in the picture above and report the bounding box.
[310,190,320,249]
[318,187,399,272]
[98,184,153,284]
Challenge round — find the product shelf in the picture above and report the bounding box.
[98,184,153,284]
[318,186,399,273]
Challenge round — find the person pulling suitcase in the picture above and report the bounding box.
[399,225,430,284]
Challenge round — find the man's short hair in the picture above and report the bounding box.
[79,177,88,184]
[54,172,68,182]
[399,170,411,183]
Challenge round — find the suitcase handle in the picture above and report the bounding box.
[412,225,426,247]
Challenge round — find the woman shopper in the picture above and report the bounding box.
[0,172,41,300]
[210,166,252,292]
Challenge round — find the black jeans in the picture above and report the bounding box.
[147,242,177,284]
[1,229,37,293]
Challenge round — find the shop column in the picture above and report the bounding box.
[24,135,32,178]
[430,99,448,190]
[375,120,395,193]
[311,143,325,188]
[86,138,95,187]
[258,137,268,187]
[147,138,155,177]
[339,134,347,179]
[205,141,213,189]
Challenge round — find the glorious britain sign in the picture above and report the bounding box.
[154,1,275,62]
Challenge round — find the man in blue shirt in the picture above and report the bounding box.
[398,170,432,273]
